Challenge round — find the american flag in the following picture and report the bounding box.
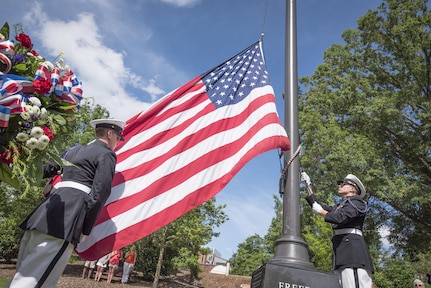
[75,40,290,260]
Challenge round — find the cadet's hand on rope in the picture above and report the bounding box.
[300,172,311,186]
[312,202,323,214]
[301,172,314,196]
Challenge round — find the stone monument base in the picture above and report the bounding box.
[251,262,341,288]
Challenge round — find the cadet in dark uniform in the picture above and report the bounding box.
[301,172,374,288]
[8,119,125,288]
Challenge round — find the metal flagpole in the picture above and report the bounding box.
[250,1,341,286]
[268,0,313,268]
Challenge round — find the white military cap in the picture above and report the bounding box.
[90,119,126,140]
[342,174,366,198]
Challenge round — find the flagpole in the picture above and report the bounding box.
[268,0,313,269]
[250,1,342,285]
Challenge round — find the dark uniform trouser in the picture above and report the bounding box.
[7,230,74,288]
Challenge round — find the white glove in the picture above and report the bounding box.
[312,202,323,214]
[300,172,311,186]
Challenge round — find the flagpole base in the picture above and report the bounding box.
[269,235,314,269]
[251,262,341,288]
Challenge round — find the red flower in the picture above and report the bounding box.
[33,78,52,95]
[0,147,21,165]
[30,50,39,56]
[15,33,32,49]
[41,126,54,141]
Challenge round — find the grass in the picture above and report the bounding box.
[0,277,9,288]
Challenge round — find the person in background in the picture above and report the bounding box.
[413,279,425,287]
[7,119,125,288]
[107,249,122,283]
[301,172,374,288]
[122,245,137,284]
[94,253,110,282]
[81,260,96,279]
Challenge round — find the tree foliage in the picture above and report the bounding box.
[132,198,228,284]
[299,0,431,265]
[229,234,272,276]
[212,0,431,285]
[263,195,283,254]
[230,196,281,276]
[0,103,110,261]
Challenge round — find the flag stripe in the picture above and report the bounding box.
[75,40,290,260]
[112,86,275,186]
[76,128,284,259]
[115,84,211,165]
[96,101,280,225]
[117,76,203,145]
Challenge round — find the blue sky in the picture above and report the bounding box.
[1,0,380,260]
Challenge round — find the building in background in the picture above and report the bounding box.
[198,248,229,275]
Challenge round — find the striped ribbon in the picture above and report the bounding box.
[34,64,83,106]
[0,40,15,56]
[0,95,25,114]
[0,105,10,128]
[0,78,22,99]
[0,75,25,126]
[34,64,51,81]
[0,53,12,74]
[0,40,14,74]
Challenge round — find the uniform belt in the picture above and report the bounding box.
[334,228,362,236]
[55,181,91,194]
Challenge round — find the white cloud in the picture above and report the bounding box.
[19,2,164,121]
[160,0,202,8]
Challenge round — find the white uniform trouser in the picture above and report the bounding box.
[121,262,134,283]
[7,230,74,288]
[339,267,372,288]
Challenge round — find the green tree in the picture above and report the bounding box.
[229,196,285,276]
[262,195,282,254]
[0,184,43,262]
[228,0,431,284]
[372,256,417,287]
[299,0,431,269]
[229,234,272,276]
[132,198,227,285]
[0,103,111,261]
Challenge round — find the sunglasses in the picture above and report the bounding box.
[337,179,359,191]
[414,284,424,287]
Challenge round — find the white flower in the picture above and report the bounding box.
[36,135,50,150]
[30,126,44,138]
[20,111,31,120]
[38,134,50,145]
[25,137,38,149]
[36,142,48,150]
[25,104,34,114]
[16,132,29,142]
[40,107,48,119]
[31,106,41,117]
[28,97,42,107]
